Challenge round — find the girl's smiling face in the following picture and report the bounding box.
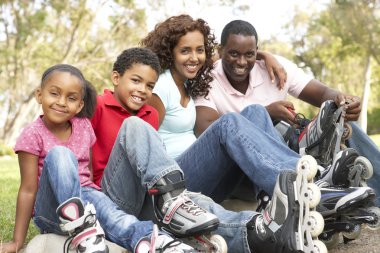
[170,30,206,86]
[35,71,84,129]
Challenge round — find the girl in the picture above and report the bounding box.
[0,63,195,253]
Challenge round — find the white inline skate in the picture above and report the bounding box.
[248,155,327,253]
[56,197,109,253]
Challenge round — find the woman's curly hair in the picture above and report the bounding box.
[140,14,217,98]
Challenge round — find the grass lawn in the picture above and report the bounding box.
[0,135,379,245]
[0,156,39,245]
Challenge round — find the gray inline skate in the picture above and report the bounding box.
[247,155,327,253]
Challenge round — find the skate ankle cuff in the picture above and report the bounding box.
[148,180,186,195]
[59,203,97,233]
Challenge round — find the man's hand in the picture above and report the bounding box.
[333,94,361,121]
[266,101,298,125]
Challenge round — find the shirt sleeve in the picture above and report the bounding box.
[276,55,313,98]
[14,124,42,156]
[84,118,97,147]
[194,89,218,112]
[153,76,170,109]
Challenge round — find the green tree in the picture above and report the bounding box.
[282,0,380,132]
[0,0,146,145]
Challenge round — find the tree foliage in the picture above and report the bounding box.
[263,1,380,133]
[0,0,146,144]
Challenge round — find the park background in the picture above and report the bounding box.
[1,0,380,248]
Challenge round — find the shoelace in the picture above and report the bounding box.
[165,190,206,216]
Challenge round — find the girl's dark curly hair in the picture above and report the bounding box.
[140,14,216,98]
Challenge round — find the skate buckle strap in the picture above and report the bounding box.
[162,193,205,224]
[148,180,186,195]
[60,203,97,233]
[70,224,105,249]
[263,209,280,233]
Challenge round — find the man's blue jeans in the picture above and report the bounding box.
[177,104,300,201]
[348,122,380,206]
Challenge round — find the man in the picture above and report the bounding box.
[194,19,380,206]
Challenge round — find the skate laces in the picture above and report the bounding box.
[164,190,206,216]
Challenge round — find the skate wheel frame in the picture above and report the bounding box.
[313,239,328,253]
[342,224,362,239]
[297,155,318,181]
[342,123,352,140]
[307,183,321,209]
[295,155,325,252]
[209,234,228,253]
[322,233,339,250]
[354,156,374,180]
[365,207,380,231]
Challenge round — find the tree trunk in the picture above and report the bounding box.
[358,55,371,133]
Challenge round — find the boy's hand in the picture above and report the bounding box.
[0,241,20,253]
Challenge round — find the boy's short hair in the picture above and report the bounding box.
[113,47,161,76]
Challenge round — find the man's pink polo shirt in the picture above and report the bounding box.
[195,56,312,114]
[91,89,159,187]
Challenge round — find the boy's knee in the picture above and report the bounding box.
[46,146,75,163]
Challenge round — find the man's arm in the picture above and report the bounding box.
[195,106,220,136]
[299,79,361,121]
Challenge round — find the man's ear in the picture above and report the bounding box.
[111,71,120,87]
[35,88,42,104]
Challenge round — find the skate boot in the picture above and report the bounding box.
[149,171,219,237]
[247,156,327,253]
[298,100,345,167]
[315,148,373,188]
[134,224,196,253]
[317,186,380,249]
[56,197,109,253]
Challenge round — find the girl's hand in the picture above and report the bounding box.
[0,241,21,253]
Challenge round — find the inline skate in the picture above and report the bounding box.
[317,186,380,249]
[56,197,109,253]
[249,155,327,253]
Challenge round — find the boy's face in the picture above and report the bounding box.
[220,34,258,85]
[112,63,158,114]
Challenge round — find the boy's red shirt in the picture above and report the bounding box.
[91,89,159,186]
